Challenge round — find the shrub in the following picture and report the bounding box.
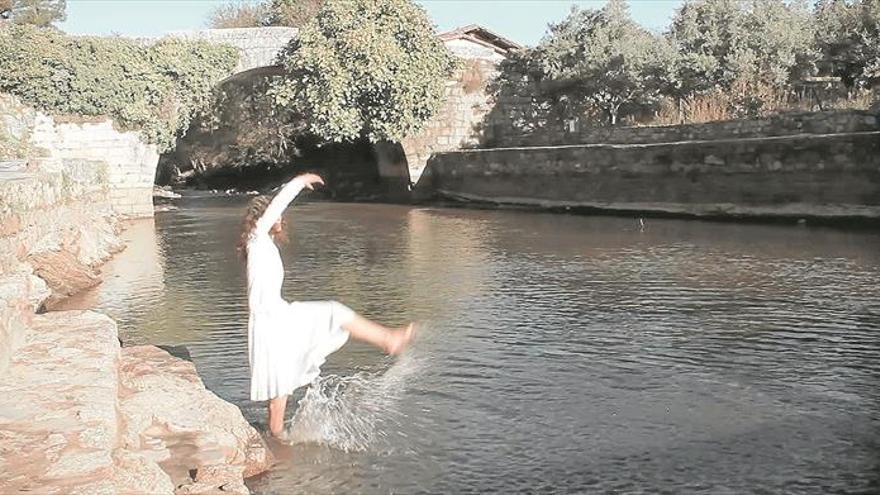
[0,24,238,150]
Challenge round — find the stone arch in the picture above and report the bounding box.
[160,26,508,197]
[215,65,283,87]
[372,141,412,198]
[292,138,411,200]
[160,61,412,199]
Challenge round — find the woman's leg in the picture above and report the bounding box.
[268,395,289,437]
[342,315,414,355]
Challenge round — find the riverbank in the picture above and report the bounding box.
[421,110,880,223]
[0,162,271,493]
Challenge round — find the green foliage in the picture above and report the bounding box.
[814,0,880,89]
[206,1,267,28]
[266,0,323,27]
[0,24,238,150]
[485,52,572,141]
[192,74,305,169]
[526,0,677,125]
[493,0,875,129]
[270,0,458,142]
[206,0,323,28]
[668,0,816,89]
[2,0,65,27]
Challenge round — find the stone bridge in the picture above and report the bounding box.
[2,26,517,220]
[165,26,519,189]
[167,27,299,81]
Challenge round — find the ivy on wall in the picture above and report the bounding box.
[0,24,239,151]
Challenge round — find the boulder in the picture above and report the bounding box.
[117,345,272,493]
[0,311,119,494]
[28,249,102,307]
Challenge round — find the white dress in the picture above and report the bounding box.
[246,177,354,401]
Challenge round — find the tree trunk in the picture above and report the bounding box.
[608,105,619,126]
[677,97,684,124]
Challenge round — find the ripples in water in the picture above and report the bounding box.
[58,198,880,493]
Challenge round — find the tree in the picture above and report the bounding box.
[533,0,677,125]
[4,0,65,27]
[266,0,323,27]
[206,0,323,28]
[814,0,880,89]
[207,1,266,29]
[0,24,238,150]
[668,0,815,90]
[270,0,457,143]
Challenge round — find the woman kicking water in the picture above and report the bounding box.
[238,173,414,438]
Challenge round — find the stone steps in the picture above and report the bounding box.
[0,310,120,495]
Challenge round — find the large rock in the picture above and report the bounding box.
[0,307,271,495]
[28,249,103,307]
[118,345,272,494]
[0,311,120,494]
[0,271,49,372]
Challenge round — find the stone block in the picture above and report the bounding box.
[0,311,119,494]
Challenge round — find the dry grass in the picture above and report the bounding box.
[647,84,876,127]
[825,89,877,110]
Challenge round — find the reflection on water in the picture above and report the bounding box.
[63,196,880,493]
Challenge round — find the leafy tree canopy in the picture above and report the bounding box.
[207,0,323,28]
[270,0,458,142]
[668,0,815,90]
[530,0,677,125]
[814,0,880,89]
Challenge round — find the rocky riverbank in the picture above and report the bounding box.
[1,106,271,493]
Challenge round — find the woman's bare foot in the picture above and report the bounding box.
[385,323,416,355]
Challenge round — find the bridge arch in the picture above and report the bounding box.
[161,24,516,194]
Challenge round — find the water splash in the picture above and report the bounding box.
[284,348,424,452]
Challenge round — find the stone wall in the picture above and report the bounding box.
[395,58,497,187]
[425,121,880,221]
[487,107,880,148]
[1,94,159,218]
[0,156,122,372]
[166,27,298,77]
[0,125,271,492]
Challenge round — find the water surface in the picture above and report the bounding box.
[63,196,880,493]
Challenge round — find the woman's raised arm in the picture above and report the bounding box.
[253,173,324,236]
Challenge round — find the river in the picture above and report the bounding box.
[60,195,880,493]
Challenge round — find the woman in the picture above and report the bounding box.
[239,173,414,438]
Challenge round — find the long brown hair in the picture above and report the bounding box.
[237,195,289,262]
